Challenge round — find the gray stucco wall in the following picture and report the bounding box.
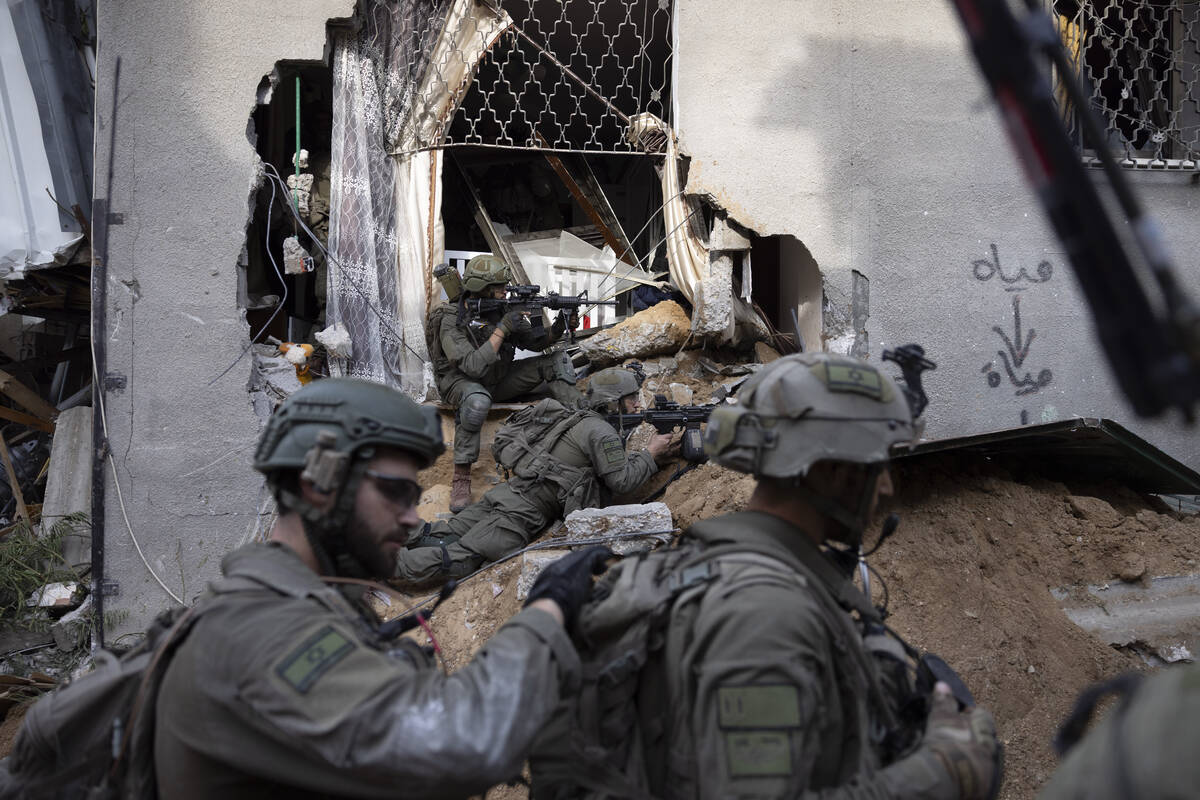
[96,1,353,641]
[675,0,1200,470]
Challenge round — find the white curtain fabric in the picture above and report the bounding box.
[394,149,443,396]
[630,113,708,305]
[328,0,508,400]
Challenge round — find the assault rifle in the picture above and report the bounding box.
[460,284,618,343]
[947,0,1200,419]
[607,396,715,462]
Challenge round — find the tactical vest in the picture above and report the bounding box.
[529,537,918,800]
[491,398,600,515]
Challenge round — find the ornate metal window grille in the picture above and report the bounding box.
[1051,0,1200,167]
[388,0,675,156]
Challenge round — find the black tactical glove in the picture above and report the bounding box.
[523,545,614,626]
[497,310,526,337]
[923,687,1003,800]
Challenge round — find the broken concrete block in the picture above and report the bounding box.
[40,406,92,569]
[691,255,734,339]
[286,172,314,215]
[282,236,312,275]
[564,502,674,554]
[51,594,92,651]
[622,421,657,455]
[667,383,693,406]
[709,216,752,251]
[754,341,782,364]
[578,301,690,368]
[315,322,353,358]
[517,549,571,601]
[27,582,80,609]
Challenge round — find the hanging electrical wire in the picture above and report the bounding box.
[582,206,700,315]
[260,163,427,362]
[206,171,290,386]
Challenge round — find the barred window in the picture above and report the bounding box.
[1051,0,1200,167]
[386,0,675,156]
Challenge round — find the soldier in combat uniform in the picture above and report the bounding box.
[151,378,608,798]
[532,352,1002,800]
[1039,662,1200,799]
[428,255,582,512]
[395,367,674,590]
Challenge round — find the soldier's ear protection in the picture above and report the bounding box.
[302,430,350,494]
[703,405,779,472]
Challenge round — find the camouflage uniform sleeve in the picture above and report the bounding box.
[217,605,580,798]
[681,576,921,800]
[585,421,658,494]
[440,312,499,380]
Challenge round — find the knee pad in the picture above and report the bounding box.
[459,393,491,431]
[546,350,576,383]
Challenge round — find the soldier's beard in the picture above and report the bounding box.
[345,508,416,578]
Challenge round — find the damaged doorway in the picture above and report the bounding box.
[240,61,334,396]
[442,147,671,329]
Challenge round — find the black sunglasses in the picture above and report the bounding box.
[363,471,422,508]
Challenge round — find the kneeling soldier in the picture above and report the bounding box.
[427,254,581,512]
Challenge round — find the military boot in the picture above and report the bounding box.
[450,463,472,512]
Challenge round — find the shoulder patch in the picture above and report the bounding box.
[724,731,793,777]
[275,625,357,694]
[601,435,625,465]
[718,684,802,728]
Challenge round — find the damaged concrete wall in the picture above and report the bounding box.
[96,0,354,640]
[674,0,1200,470]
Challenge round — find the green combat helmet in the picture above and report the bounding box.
[586,367,642,412]
[461,254,512,294]
[253,378,444,574]
[703,352,916,540]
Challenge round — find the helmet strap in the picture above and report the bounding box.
[789,462,884,550]
[275,457,374,578]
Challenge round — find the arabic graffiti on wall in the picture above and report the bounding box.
[972,243,1053,289]
[980,295,1053,395]
[974,244,1054,423]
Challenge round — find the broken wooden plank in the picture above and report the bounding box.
[0,406,55,434]
[0,370,58,422]
[0,434,30,523]
[535,131,634,263]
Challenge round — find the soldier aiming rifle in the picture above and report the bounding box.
[427,255,588,512]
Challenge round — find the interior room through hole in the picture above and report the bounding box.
[243,61,334,349]
[440,145,672,325]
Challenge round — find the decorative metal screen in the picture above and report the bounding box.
[1051,0,1200,167]
[389,0,675,155]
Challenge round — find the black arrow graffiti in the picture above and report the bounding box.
[993,294,1035,367]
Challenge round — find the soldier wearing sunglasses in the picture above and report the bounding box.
[151,378,607,798]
